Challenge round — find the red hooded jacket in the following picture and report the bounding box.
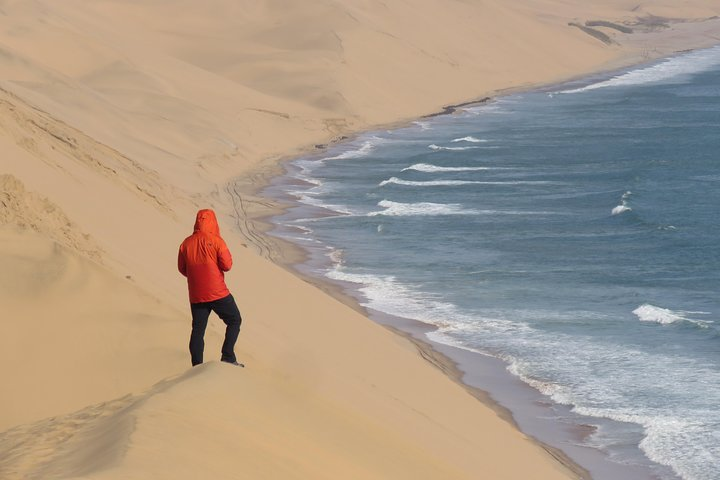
[178,209,232,303]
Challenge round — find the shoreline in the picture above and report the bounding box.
[255,156,665,480]
[231,14,720,265]
[231,39,720,479]
[228,147,594,479]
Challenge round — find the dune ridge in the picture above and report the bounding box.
[0,174,102,261]
[2,1,720,479]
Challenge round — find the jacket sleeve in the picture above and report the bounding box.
[218,238,233,272]
[178,245,187,277]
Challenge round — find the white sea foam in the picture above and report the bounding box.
[401,163,505,172]
[299,176,323,186]
[561,45,720,94]
[633,304,712,328]
[568,408,716,480]
[611,190,632,215]
[552,403,720,480]
[295,194,354,216]
[366,200,554,217]
[633,304,687,324]
[379,177,558,187]
[290,224,314,235]
[611,205,632,215]
[290,176,338,198]
[367,200,478,216]
[327,269,439,318]
[379,177,481,187]
[428,144,480,151]
[323,136,387,160]
[325,266,523,337]
[285,235,321,244]
[413,120,432,131]
[451,136,487,143]
[462,104,510,115]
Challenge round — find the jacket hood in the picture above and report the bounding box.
[193,209,220,235]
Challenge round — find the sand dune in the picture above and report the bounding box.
[0,228,187,431]
[0,360,575,480]
[1,0,719,478]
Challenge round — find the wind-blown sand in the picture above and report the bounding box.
[1,1,719,478]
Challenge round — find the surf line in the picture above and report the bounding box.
[422,96,492,118]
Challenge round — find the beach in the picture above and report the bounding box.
[2,1,720,479]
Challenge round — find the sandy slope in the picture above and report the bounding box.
[1,1,719,478]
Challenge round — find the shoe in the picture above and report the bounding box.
[222,360,245,367]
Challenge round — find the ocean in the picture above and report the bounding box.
[263,45,720,480]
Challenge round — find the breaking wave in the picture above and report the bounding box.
[323,136,387,160]
[379,177,559,187]
[428,144,480,151]
[379,177,481,187]
[633,304,712,328]
[367,200,478,216]
[561,45,720,94]
[401,163,508,172]
[366,200,557,217]
[611,190,632,216]
[451,136,487,143]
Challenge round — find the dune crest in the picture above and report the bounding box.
[1,174,101,261]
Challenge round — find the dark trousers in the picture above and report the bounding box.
[189,294,242,366]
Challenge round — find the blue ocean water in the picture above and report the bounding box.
[266,45,720,480]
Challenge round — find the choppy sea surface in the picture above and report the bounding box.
[264,45,720,480]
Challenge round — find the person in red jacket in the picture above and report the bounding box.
[178,209,243,367]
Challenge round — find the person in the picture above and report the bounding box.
[178,209,243,367]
